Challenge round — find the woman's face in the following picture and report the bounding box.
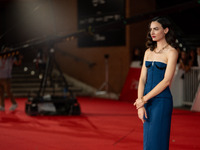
[150,21,168,42]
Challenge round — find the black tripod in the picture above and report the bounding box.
[37,47,73,98]
[25,46,81,116]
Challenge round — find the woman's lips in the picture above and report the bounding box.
[151,36,156,38]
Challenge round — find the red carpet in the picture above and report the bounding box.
[0,97,200,150]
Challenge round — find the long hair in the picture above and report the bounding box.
[145,16,177,51]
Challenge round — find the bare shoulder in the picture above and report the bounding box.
[168,47,178,57]
[144,48,151,56]
[145,48,151,53]
[143,48,151,59]
[167,47,178,62]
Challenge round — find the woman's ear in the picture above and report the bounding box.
[164,27,169,34]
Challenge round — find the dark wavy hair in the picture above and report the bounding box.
[145,16,177,51]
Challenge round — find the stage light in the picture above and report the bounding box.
[31,70,35,75]
[39,74,43,79]
[24,67,28,72]
[50,48,54,53]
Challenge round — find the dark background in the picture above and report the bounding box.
[0,0,199,50]
[156,0,200,50]
[77,0,125,47]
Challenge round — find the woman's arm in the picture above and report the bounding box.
[143,48,178,102]
[134,48,178,109]
[135,50,149,123]
[137,50,148,99]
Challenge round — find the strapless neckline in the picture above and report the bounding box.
[145,61,167,65]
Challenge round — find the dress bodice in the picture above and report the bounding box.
[144,61,172,98]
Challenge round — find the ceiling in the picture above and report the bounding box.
[0,0,200,51]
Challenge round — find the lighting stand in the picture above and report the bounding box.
[96,54,112,95]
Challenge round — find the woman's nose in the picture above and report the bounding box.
[151,30,154,35]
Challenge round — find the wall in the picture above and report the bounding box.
[129,0,156,57]
[26,0,156,94]
[52,0,130,94]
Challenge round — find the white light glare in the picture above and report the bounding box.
[24,67,28,72]
[31,71,35,75]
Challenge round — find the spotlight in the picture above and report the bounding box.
[50,48,54,53]
[31,70,35,75]
[24,67,28,72]
[39,74,43,79]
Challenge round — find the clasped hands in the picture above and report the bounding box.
[133,97,147,109]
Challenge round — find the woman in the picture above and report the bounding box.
[134,16,178,150]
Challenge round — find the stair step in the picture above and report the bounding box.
[11,79,41,83]
[10,63,81,97]
[11,83,41,87]
[12,74,39,78]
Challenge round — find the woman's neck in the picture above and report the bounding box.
[156,40,168,49]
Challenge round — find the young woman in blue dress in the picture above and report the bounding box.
[134,16,178,150]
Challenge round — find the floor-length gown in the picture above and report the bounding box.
[143,61,173,150]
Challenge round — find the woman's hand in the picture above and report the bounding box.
[137,107,147,124]
[133,97,146,109]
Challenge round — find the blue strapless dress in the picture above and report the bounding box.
[143,61,173,150]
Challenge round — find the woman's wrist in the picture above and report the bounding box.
[141,96,147,103]
[138,106,144,110]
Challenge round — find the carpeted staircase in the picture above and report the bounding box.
[11,62,118,99]
[11,63,83,98]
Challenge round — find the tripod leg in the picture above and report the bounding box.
[96,56,110,94]
[38,55,50,97]
[99,82,107,91]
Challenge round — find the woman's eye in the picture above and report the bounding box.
[154,27,159,30]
